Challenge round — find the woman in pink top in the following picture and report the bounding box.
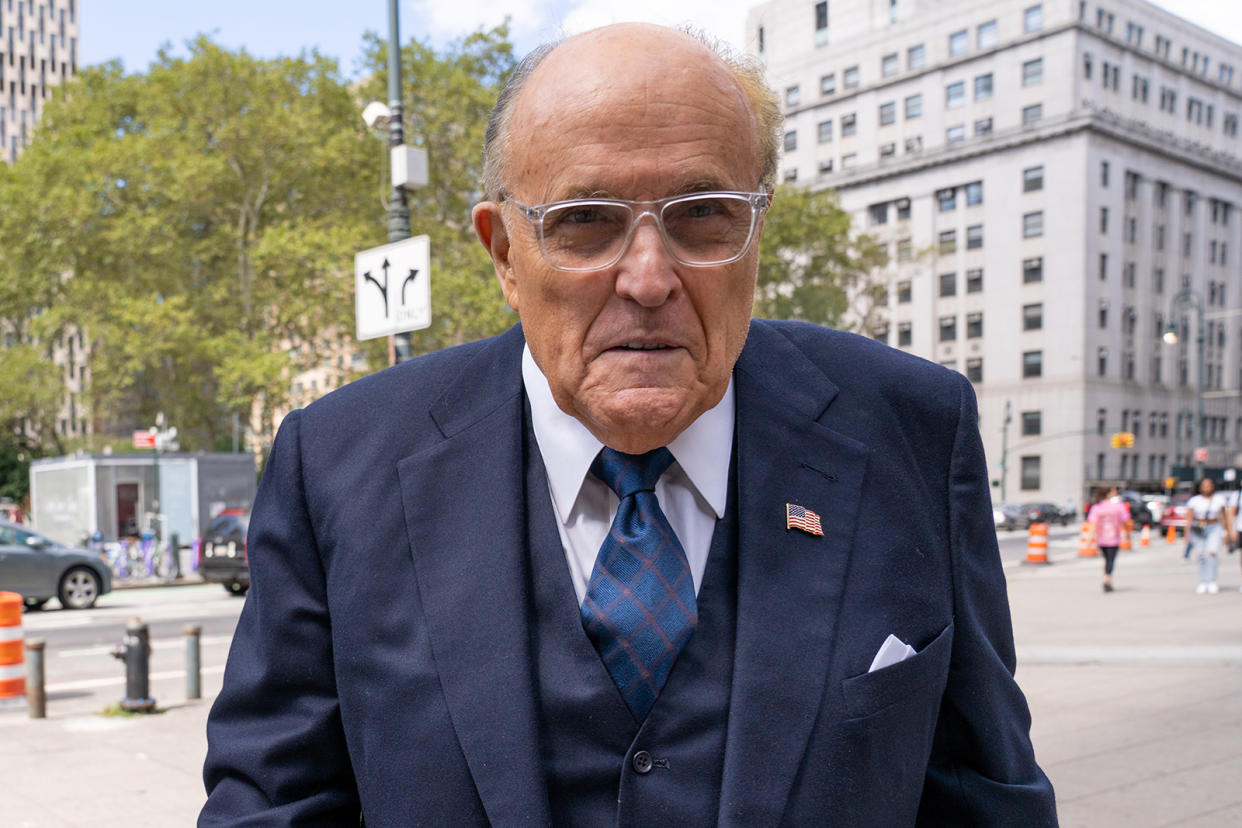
[1087,486,1130,593]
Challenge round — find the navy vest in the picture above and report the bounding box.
[523,416,739,826]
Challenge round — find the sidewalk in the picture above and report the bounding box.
[0,534,1238,826]
[1008,534,1242,827]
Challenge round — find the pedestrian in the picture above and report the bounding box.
[1223,486,1242,592]
[1087,486,1129,592]
[1186,477,1227,593]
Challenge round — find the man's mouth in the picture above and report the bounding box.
[618,342,672,351]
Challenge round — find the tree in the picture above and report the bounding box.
[0,40,380,451]
[754,185,889,331]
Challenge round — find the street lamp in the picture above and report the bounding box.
[1163,287,1206,481]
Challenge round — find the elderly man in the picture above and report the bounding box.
[202,23,1056,826]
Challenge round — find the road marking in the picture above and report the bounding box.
[45,664,226,693]
[56,635,234,658]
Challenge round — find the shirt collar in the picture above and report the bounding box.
[522,344,733,522]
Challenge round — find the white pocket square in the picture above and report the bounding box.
[868,633,917,673]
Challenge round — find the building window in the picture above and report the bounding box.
[784,130,797,152]
[1020,456,1041,490]
[905,93,923,118]
[1023,303,1043,330]
[966,268,983,292]
[841,153,857,169]
[905,135,923,153]
[1023,165,1044,191]
[940,315,957,342]
[843,65,860,88]
[873,324,889,344]
[939,272,957,296]
[879,101,896,125]
[949,30,968,57]
[974,117,994,136]
[1023,351,1043,378]
[1022,103,1043,124]
[1022,58,1044,86]
[1023,211,1044,238]
[938,187,957,211]
[841,113,857,136]
[965,181,983,206]
[975,72,993,100]
[946,124,966,142]
[1022,411,1041,436]
[1099,206,1108,234]
[898,321,912,346]
[897,199,912,220]
[1084,51,1094,80]
[784,168,798,183]
[820,73,836,95]
[908,44,925,70]
[882,53,899,77]
[1023,257,1043,283]
[966,358,983,382]
[1099,252,1108,281]
[966,224,983,249]
[967,312,983,338]
[897,238,913,261]
[869,203,889,225]
[897,280,912,302]
[939,230,957,254]
[815,0,829,45]
[785,85,801,107]
[1132,74,1149,102]
[1097,346,1108,377]
[977,20,998,49]
[817,120,833,142]
[817,160,834,177]
[946,81,965,108]
[1101,161,1110,187]
[1098,298,1108,327]
[1025,4,1043,33]
[879,142,896,159]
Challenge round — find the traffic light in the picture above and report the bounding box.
[1110,432,1135,448]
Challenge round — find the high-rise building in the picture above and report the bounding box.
[1,0,84,448]
[747,0,1242,503]
[0,0,78,162]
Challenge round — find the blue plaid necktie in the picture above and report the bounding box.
[582,447,698,720]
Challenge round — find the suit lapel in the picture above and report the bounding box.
[719,323,871,825]
[396,326,553,826]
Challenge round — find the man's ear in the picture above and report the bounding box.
[472,202,519,312]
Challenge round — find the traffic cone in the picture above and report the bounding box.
[1140,525,1151,547]
[1078,521,1098,557]
[1024,522,1050,564]
[1120,520,1133,551]
[1166,524,1177,544]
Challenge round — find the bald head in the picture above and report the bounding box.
[481,23,779,200]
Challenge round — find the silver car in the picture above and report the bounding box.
[0,520,112,610]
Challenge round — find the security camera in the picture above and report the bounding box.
[362,101,392,130]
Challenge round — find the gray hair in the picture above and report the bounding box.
[479,27,781,200]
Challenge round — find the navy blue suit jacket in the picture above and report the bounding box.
[201,320,1056,826]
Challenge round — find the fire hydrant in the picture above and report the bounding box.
[110,617,156,712]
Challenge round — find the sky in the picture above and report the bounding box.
[79,1,1242,79]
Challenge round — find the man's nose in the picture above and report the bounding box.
[613,214,679,307]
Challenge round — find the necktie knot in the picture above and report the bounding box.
[592,447,675,499]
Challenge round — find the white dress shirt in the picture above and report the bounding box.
[522,345,734,604]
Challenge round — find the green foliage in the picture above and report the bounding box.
[0,436,34,502]
[755,185,889,330]
[356,25,518,354]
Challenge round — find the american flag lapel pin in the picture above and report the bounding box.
[786,503,824,537]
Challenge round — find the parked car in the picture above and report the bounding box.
[1019,502,1072,527]
[198,509,250,596]
[993,503,1024,531]
[0,519,112,610]
[1115,493,1155,527]
[1160,493,1192,530]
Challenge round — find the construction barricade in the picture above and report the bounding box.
[1079,521,1098,557]
[1024,522,1050,564]
[0,591,26,710]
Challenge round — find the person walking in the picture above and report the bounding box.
[1186,477,1228,594]
[1087,487,1129,592]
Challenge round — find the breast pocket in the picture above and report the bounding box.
[840,622,954,721]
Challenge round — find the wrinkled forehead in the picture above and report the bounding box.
[507,26,761,197]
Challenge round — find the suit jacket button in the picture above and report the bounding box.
[632,750,653,774]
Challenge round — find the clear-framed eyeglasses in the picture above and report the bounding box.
[500,190,770,272]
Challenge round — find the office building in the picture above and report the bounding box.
[746,0,1242,503]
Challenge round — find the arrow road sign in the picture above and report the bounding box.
[355,235,431,341]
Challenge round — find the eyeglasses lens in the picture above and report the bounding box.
[539,194,754,269]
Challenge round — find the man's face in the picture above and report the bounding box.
[473,25,764,454]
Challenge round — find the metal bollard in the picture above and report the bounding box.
[169,532,181,579]
[110,617,156,712]
[25,639,45,719]
[184,625,201,700]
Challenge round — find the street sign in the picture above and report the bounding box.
[355,235,431,341]
[132,430,155,449]
[1194,447,1209,462]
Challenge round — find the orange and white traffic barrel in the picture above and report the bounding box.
[0,592,26,710]
[1078,521,1098,557]
[1024,522,1050,564]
